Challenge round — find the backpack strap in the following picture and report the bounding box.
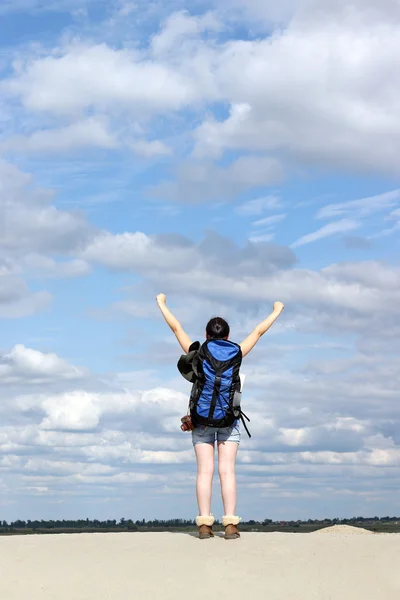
[238,409,251,438]
[209,373,222,421]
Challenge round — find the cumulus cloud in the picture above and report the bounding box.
[191,4,400,176]
[0,118,118,154]
[82,230,296,276]
[150,156,284,204]
[2,0,400,179]
[40,391,103,431]
[0,339,399,518]
[0,275,51,318]
[0,345,87,384]
[0,0,99,14]
[0,160,92,255]
[0,160,95,317]
[1,120,173,158]
[81,228,400,320]
[4,42,198,117]
[150,10,222,57]
[18,255,91,278]
[78,226,400,362]
[2,254,90,279]
[129,139,172,157]
[224,0,297,25]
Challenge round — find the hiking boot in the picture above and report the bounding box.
[198,525,215,539]
[222,515,241,539]
[196,516,215,539]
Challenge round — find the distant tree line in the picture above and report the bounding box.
[0,515,399,534]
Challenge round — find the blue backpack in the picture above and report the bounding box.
[177,339,251,437]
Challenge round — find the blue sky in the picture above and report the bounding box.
[1,0,400,522]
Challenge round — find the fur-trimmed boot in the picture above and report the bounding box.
[222,515,241,539]
[196,516,215,539]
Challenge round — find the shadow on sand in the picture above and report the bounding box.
[184,531,226,540]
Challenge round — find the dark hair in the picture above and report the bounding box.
[206,317,230,340]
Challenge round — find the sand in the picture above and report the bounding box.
[1,529,399,600]
[313,524,374,534]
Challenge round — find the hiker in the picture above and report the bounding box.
[156,293,284,539]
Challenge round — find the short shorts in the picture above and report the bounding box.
[192,423,241,446]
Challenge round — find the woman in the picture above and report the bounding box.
[156,293,284,539]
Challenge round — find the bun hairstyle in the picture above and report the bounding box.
[206,317,230,340]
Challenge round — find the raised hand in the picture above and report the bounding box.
[273,301,285,313]
[156,293,167,306]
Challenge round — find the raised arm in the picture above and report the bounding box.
[240,302,284,358]
[156,294,192,354]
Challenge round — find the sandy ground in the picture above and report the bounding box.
[1,528,400,600]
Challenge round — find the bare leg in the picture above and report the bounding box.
[218,441,239,515]
[194,442,215,516]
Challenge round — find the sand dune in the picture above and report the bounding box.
[313,524,374,534]
[1,529,399,599]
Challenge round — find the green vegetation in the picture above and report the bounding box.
[1,516,399,535]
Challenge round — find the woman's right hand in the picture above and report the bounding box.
[156,293,167,306]
[273,301,285,313]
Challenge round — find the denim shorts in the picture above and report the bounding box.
[192,423,241,446]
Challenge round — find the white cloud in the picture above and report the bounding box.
[223,0,297,26]
[248,233,275,243]
[82,231,195,272]
[192,6,400,175]
[0,308,398,518]
[253,213,287,227]
[371,222,400,239]
[291,219,360,248]
[317,190,400,220]
[0,340,399,517]
[0,118,118,154]
[150,156,284,203]
[0,0,100,14]
[0,204,89,253]
[322,261,400,291]
[19,255,91,278]
[0,160,94,316]
[5,42,198,117]
[249,213,287,243]
[40,391,102,431]
[80,229,400,345]
[0,160,92,254]
[235,195,282,216]
[0,275,51,318]
[2,254,90,279]
[3,1,400,179]
[156,259,400,326]
[150,10,221,57]
[83,230,296,276]
[130,139,173,158]
[1,121,172,158]
[0,345,86,384]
